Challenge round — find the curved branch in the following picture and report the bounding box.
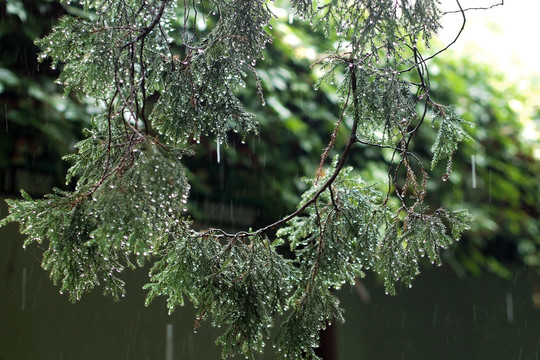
[400,0,466,74]
[443,1,503,14]
[120,0,171,51]
[200,63,362,239]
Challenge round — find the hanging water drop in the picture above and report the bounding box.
[217,138,221,164]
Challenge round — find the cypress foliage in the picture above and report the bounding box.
[0,0,489,357]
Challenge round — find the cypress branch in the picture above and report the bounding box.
[0,0,498,357]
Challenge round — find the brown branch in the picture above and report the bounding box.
[119,0,171,52]
[139,35,150,134]
[315,74,351,184]
[100,0,172,192]
[199,63,361,240]
[400,0,467,74]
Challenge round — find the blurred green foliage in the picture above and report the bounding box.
[425,56,540,276]
[0,0,90,191]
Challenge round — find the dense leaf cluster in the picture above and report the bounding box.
[0,0,482,358]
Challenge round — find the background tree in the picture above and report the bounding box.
[2,0,536,360]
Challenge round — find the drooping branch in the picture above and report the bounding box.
[196,0,472,240]
[443,0,503,14]
[1,0,491,357]
[200,60,362,240]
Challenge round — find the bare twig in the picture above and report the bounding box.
[400,0,467,73]
[443,1,503,14]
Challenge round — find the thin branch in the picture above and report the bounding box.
[139,35,150,133]
[200,63,361,239]
[400,0,467,74]
[329,185,340,211]
[119,0,171,52]
[355,138,423,165]
[443,1,503,14]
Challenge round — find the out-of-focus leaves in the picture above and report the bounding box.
[0,0,90,193]
[422,54,540,276]
[0,68,21,89]
[6,0,28,22]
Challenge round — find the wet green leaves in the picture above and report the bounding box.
[1,136,190,301]
[0,0,480,358]
[145,233,294,359]
[431,105,474,172]
[376,208,473,295]
[151,46,258,143]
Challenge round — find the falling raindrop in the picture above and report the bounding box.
[506,292,514,323]
[166,324,174,360]
[4,104,7,132]
[230,200,234,225]
[488,169,492,203]
[217,139,221,164]
[21,267,27,311]
[471,155,477,189]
